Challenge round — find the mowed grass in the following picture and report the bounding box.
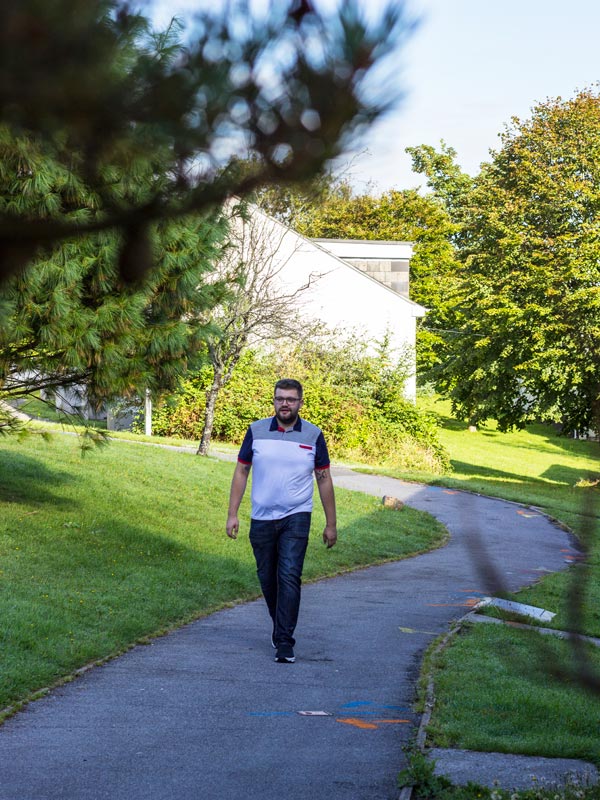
[0,432,447,712]
[427,624,600,764]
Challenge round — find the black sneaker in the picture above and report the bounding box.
[275,646,295,664]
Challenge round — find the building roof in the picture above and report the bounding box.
[229,199,427,316]
[312,239,413,260]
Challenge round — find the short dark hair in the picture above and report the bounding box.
[274,378,303,399]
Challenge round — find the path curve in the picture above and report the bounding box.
[0,462,587,799]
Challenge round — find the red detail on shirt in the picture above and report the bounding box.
[299,444,313,450]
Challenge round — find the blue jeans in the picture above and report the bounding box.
[249,512,311,649]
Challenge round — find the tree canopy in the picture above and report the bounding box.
[411,90,600,433]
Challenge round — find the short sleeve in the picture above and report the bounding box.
[237,426,254,464]
[314,431,330,470]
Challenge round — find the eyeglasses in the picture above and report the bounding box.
[274,396,301,404]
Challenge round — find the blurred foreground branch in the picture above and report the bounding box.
[0,0,413,283]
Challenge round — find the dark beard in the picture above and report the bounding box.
[275,408,299,427]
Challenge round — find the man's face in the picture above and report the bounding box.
[273,391,303,426]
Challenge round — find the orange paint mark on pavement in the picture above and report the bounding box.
[337,717,378,730]
[336,717,410,730]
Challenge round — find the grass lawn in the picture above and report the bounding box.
[427,623,600,763]
[0,430,447,714]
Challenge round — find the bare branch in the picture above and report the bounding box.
[196,198,327,453]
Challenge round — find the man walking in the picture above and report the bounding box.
[226,379,337,663]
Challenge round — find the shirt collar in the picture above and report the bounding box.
[270,415,302,432]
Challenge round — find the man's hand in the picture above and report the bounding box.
[322,524,337,549]
[226,462,250,541]
[226,515,239,540]
[315,467,337,549]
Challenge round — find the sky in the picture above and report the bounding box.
[149,0,600,192]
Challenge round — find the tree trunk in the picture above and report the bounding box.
[196,372,222,455]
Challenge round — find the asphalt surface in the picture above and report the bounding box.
[0,463,597,799]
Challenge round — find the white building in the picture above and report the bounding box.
[236,204,427,399]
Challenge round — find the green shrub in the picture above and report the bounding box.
[138,338,451,473]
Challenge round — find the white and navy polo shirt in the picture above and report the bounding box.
[238,416,330,521]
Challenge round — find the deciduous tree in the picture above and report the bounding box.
[411,91,600,434]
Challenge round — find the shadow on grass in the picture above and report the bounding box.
[435,411,598,458]
[430,412,468,432]
[448,459,546,484]
[543,464,600,485]
[449,459,599,491]
[0,449,76,508]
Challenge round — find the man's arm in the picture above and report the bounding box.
[315,467,337,548]
[226,461,251,540]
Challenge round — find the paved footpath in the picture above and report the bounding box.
[0,463,597,799]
